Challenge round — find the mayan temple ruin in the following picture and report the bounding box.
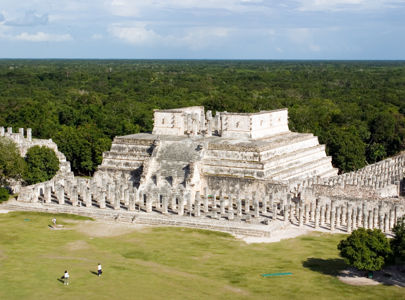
[3,106,405,237]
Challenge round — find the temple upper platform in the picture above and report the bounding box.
[152,106,289,139]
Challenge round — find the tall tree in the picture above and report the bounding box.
[23,146,59,184]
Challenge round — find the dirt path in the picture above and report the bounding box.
[338,267,405,287]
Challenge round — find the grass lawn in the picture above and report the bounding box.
[0,211,403,300]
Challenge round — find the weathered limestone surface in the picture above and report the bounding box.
[11,107,405,235]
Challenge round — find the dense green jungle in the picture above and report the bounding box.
[0,60,404,176]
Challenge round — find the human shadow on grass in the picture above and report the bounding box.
[89,271,98,276]
[57,278,64,284]
[302,257,346,276]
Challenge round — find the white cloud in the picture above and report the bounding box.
[107,0,269,17]
[5,10,48,27]
[91,33,103,40]
[109,24,161,45]
[180,27,231,50]
[297,0,405,11]
[14,32,72,42]
[109,23,231,50]
[286,27,321,52]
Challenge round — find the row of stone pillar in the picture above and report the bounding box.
[31,181,404,234]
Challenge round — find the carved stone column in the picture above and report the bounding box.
[162,195,168,214]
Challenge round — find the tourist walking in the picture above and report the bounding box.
[63,270,69,285]
[97,263,102,277]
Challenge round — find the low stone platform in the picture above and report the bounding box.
[1,200,291,237]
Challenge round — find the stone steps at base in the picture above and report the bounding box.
[272,157,334,181]
[1,202,280,237]
[317,168,339,179]
[263,146,328,177]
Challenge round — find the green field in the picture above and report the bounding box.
[0,212,403,300]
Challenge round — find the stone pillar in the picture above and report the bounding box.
[347,207,352,233]
[310,202,316,222]
[254,195,260,218]
[85,189,92,207]
[194,192,201,217]
[336,206,341,228]
[204,187,209,213]
[362,203,367,228]
[0,127,4,136]
[171,194,177,211]
[314,206,320,229]
[330,207,336,231]
[367,211,372,229]
[114,190,120,210]
[325,204,331,224]
[106,184,113,205]
[352,207,357,230]
[384,213,389,233]
[57,186,65,205]
[245,195,250,213]
[357,207,362,228]
[389,209,394,230]
[212,192,217,210]
[31,191,39,203]
[320,205,325,226]
[99,191,106,209]
[262,195,267,214]
[373,207,378,229]
[299,205,304,227]
[18,128,24,138]
[237,196,242,217]
[27,128,32,141]
[305,204,310,224]
[220,193,226,215]
[228,195,234,220]
[187,192,193,216]
[289,203,294,222]
[127,192,134,211]
[342,206,347,226]
[379,210,384,231]
[178,197,184,216]
[124,189,129,206]
[44,185,52,204]
[363,209,369,229]
[272,204,278,221]
[146,195,153,213]
[71,186,78,206]
[162,195,168,214]
[284,205,290,223]
[269,193,274,209]
[206,114,213,137]
[6,127,12,135]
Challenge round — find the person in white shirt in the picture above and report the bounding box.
[97,263,102,277]
[63,270,69,285]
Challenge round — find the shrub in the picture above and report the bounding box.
[391,216,405,263]
[338,228,391,272]
[0,187,10,203]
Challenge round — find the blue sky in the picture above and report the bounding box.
[0,0,404,59]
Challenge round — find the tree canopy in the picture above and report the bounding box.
[0,60,404,175]
[23,146,59,185]
[0,137,26,185]
[338,228,392,271]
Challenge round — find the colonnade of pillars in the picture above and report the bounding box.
[28,182,404,233]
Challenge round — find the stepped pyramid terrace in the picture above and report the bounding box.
[95,106,338,196]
